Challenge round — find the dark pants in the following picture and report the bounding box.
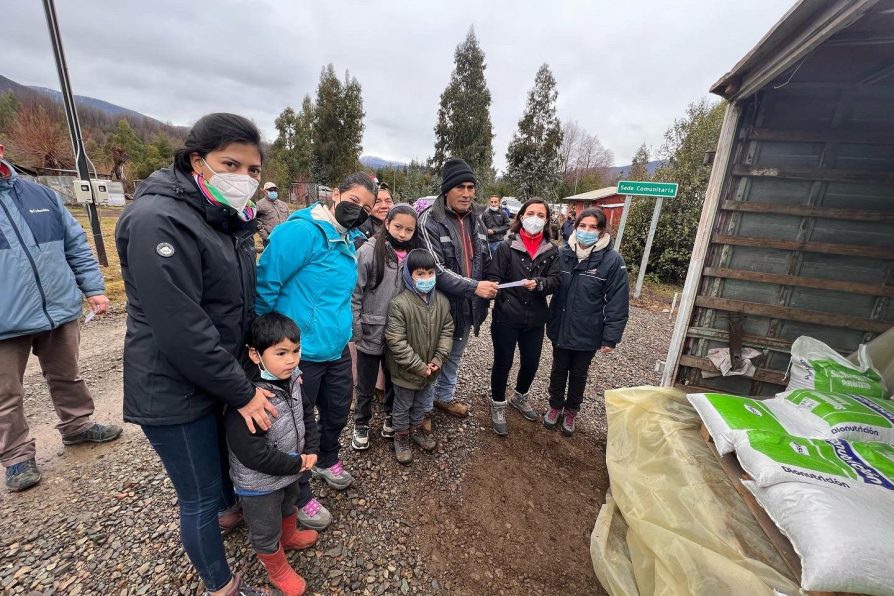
[547,346,596,412]
[142,413,237,592]
[354,350,394,427]
[240,481,301,554]
[295,347,353,508]
[490,322,545,402]
[392,385,428,432]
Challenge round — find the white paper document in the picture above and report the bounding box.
[497,280,528,289]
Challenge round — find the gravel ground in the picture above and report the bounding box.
[0,301,673,595]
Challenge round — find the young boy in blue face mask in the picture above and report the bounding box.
[384,249,454,464]
[225,312,320,596]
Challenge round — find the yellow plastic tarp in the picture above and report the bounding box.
[590,386,800,596]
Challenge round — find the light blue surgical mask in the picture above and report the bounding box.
[576,229,600,246]
[267,191,278,200]
[415,276,436,293]
[258,357,281,381]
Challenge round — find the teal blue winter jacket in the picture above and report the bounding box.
[0,164,104,340]
[256,203,361,362]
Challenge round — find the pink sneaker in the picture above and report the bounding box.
[297,498,332,530]
[544,407,563,430]
[311,460,353,490]
[561,410,578,436]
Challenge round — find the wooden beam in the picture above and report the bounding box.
[712,233,894,260]
[721,199,894,223]
[694,296,891,334]
[678,355,787,385]
[732,164,894,184]
[741,127,894,145]
[662,103,742,387]
[702,266,894,297]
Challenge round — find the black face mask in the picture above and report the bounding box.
[334,200,369,229]
[386,230,413,249]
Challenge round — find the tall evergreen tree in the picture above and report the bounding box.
[504,64,563,199]
[272,95,314,185]
[625,143,651,181]
[432,27,494,186]
[311,65,365,184]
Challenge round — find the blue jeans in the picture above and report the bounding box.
[142,413,237,591]
[430,328,470,405]
[489,241,501,256]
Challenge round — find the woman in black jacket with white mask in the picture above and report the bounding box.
[545,208,629,437]
[485,198,560,436]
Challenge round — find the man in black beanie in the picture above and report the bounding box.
[418,158,499,420]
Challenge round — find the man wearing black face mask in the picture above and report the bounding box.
[257,172,376,530]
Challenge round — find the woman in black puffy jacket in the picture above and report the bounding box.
[485,198,560,436]
[545,207,629,437]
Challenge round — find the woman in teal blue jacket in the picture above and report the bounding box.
[256,172,376,529]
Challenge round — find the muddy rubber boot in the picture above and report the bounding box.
[508,390,538,421]
[420,412,432,433]
[257,545,307,596]
[394,431,413,465]
[280,511,319,551]
[490,399,508,436]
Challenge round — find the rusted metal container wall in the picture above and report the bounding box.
[677,81,894,395]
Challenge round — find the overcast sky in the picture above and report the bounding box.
[5,1,794,171]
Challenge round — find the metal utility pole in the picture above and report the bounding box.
[42,0,108,266]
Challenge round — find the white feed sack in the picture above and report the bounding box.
[743,479,894,595]
[734,429,894,491]
[772,389,894,444]
[786,336,888,398]
[687,393,790,454]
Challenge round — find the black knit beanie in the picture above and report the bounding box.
[440,158,477,196]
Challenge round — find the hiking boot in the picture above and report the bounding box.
[544,407,563,430]
[208,572,281,596]
[561,410,578,436]
[62,422,123,445]
[351,425,370,451]
[5,458,41,492]
[218,502,244,533]
[257,545,306,596]
[311,460,353,490]
[297,498,332,531]
[490,399,508,436]
[280,511,319,551]
[420,413,432,433]
[435,400,469,418]
[381,415,395,439]
[394,431,413,465]
[411,426,436,452]
[508,390,538,421]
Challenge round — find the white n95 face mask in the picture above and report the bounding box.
[522,215,546,235]
[203,159,259,213]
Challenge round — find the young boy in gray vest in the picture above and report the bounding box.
[384,249,454,464]
[225,313,319,596]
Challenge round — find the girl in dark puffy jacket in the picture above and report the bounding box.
[485,198,561,436]
[545,208,629,436]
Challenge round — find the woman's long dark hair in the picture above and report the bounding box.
[370,204,422,290]
[173,113,263,173]
[509,197,553,242]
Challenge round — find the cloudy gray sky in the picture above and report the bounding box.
[5,0,794,170]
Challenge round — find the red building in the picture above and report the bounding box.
[561,186,625,231]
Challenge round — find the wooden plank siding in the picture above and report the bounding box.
[673,82,894,397]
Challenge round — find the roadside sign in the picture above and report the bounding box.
[617,180,678,198]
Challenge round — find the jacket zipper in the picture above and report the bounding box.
[0,197,54,329]
[233,233,250,342]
